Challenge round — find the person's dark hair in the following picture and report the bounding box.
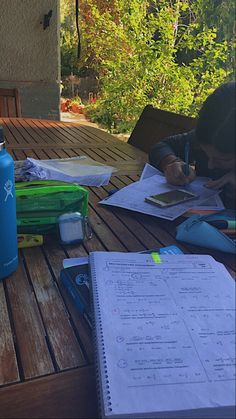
[196,81,235,154]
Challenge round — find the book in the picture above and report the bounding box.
[90,251,235,418]
[60,264,92,328]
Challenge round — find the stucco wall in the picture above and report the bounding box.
[0,0,60,120]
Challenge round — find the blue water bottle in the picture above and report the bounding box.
[0,126,18,280]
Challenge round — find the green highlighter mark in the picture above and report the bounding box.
[151,252,161,264]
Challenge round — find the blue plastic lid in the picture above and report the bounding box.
[58,212,82,223]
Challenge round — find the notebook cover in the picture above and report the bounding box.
[60,265,92,328]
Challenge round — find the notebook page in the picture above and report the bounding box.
[90,252,235,418]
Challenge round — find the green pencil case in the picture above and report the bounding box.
[16,180,89,234]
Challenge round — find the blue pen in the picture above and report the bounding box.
[184,141,190,176]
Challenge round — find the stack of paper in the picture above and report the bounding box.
[19,156,117,186]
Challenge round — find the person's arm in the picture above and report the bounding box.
[149,130,197,185]
[149,130,195,169]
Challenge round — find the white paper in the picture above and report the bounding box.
[191,194,225,211]
[21,156,117,186]
[100,170,220,220]
[90,252,236,418]
[139,162,162,180]
[63,256,88,268]
[140,163,225,211]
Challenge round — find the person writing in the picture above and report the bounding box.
[149,81,235,208]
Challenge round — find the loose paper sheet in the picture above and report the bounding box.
[100,164,221,220]
[91,252,235,418]
[140,164,225,211]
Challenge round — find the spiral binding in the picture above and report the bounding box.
[90,254,113,417]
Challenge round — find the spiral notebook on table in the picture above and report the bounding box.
[90,251,235,419]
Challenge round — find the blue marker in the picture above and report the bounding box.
[184,141,190,176]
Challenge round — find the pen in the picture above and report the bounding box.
[184,141,190,177]
[207,220,236,229]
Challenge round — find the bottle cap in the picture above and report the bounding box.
[0,126,5,150]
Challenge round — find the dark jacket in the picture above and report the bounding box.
[149,130,231,207]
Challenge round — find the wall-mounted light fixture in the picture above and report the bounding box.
[40,10,53,30]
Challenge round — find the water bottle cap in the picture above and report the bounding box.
[0,142,5,151]
[0,126,5,150]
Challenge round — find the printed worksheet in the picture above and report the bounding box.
[99,166,221,220]
[90,252,235,418]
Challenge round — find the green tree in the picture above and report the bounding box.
[60,0,235,132]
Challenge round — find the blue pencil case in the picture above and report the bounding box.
[176,211,236,254]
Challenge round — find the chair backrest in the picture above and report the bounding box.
[128,105,197,153]
[0,88,22,117]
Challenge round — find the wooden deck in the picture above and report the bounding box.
[0,117,235,418]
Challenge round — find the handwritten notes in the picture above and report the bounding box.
[90,252,235,418]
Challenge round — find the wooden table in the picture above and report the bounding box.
[0,118,235,418]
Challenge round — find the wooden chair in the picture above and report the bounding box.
[128,105,197,153]
[0,88,22,117]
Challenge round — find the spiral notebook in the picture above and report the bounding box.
[90,251,235,419]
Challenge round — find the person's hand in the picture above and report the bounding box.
[164,161,196,186]
[204,171,236,190]
[204,171,236,208]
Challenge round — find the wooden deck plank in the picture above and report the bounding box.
[87,203,127,251]
[0,282,19,386]
[24,119,66,145]
[23,248,86,370]
[13,149,27,161]
[0,366,97,419]
[28,119,71,145]
[1,119,21,144]
[9,118,40,145]
[80,147,107,162]
[106,145,134,161]
[95,183,165,250]
[5,256,55,379]
[15,118,54,145]
[38,119,95,146]
[40,119,92,146]
[76,125,117,144]
[96,145,134,162]
[112,143,147,160]
[65,124,111,145]
[45,120,97,146]
[89,187,145,251]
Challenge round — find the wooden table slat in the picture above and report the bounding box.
[89,188,145,251]
[23,248,86,370]
[5,257,55,380]
[0,282,19,386]
[0,366,97,419]
[9,118,41,145]
[15,118,54,145]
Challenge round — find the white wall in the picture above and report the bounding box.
[0,0,60,119]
